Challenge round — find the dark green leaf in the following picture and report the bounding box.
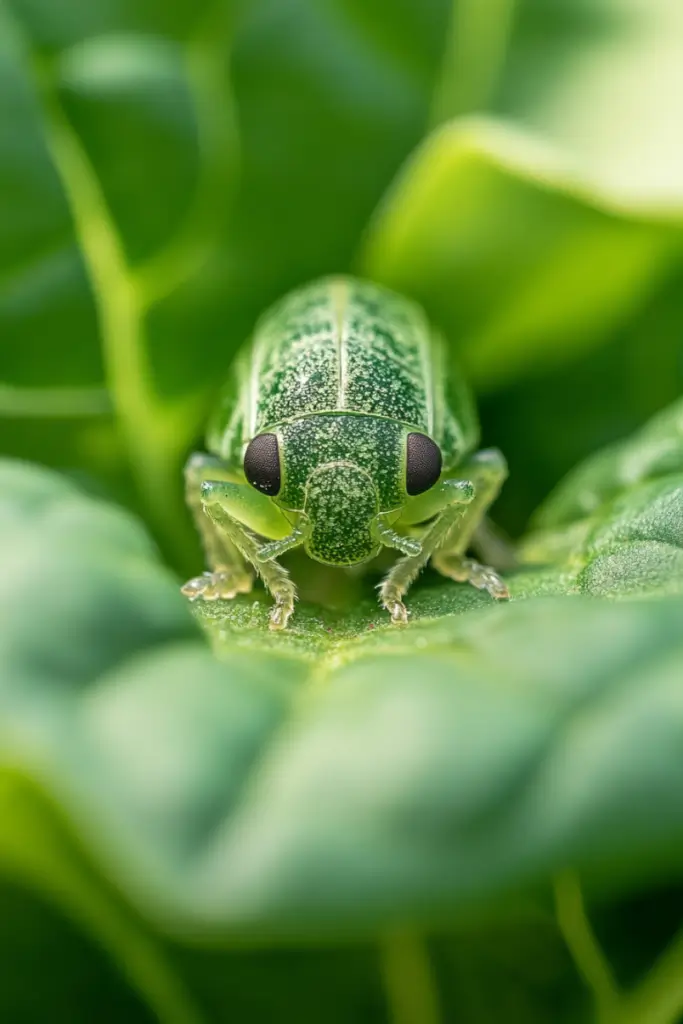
[478,266,683,537]
[0,0,454,568]
[224,0,450,324]
[0,0,237,565]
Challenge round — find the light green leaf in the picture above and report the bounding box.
[361,0,683,390]
[491,0,683,212]
[361,117,682,391]
[521,397,683,597]
[2,459,683,947]
[435,0,683,210]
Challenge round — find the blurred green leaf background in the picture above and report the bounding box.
[2,0,683,1022]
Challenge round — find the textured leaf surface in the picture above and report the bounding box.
[522,397,683,597]
[1,459,683,956]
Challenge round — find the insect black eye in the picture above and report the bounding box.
[405,433,442,495]
[244,433,281,495]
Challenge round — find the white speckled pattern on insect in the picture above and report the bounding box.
[186,276,509,627]
[251,277,432,433]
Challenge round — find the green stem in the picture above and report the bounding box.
[555,872,683,1024]
[135,4,239,307]
[554,871,620,1022]
[617,927,683,1024]
[25,53,195,554]
[0,385,111,418]
[380,931,442,1024]
[430,0,518,124]
[14,5,236,560]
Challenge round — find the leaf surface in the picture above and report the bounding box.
[361,0,683,389]
[0,0,237,562]
[1,459,683,953]
[522,397,683,598]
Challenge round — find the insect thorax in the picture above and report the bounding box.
[274,413,408,512]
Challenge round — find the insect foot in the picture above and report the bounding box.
[386,600,409,625]
[181,569,253,602]
[433,554,510,600]
[378,584,410,625]
[269,594,295,631]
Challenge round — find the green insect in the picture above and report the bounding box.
[183,276,509,629]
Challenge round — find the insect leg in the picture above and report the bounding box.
[379,449,508,622]
[373,516,423,557]
[182,453,254,601]
[378,479,476,623]
[432,448,509,600]
[200,493,298,630]
[470,516,518,572]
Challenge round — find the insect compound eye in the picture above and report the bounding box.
[405,433,442,495]
[244,433,281,496]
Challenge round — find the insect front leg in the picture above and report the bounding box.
[182,453,254,601]
[377,479,474,623]
[431,448,509,598]
[184,473,303,630]
[379,448,509,623]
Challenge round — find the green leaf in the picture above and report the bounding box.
[0,0,237,564]
[477,264,683,537]
[361,0,683,390]
[2,458,683,945]
[432,0,683,211]
[224,0,452,324]
[361,117,682,392]
[491,0,683,211]
[5,4,683,1021]
[6,459,683,1023]
[522,397,683,597]
[0,0,452,567]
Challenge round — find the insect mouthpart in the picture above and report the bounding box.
[303,462,381,566]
